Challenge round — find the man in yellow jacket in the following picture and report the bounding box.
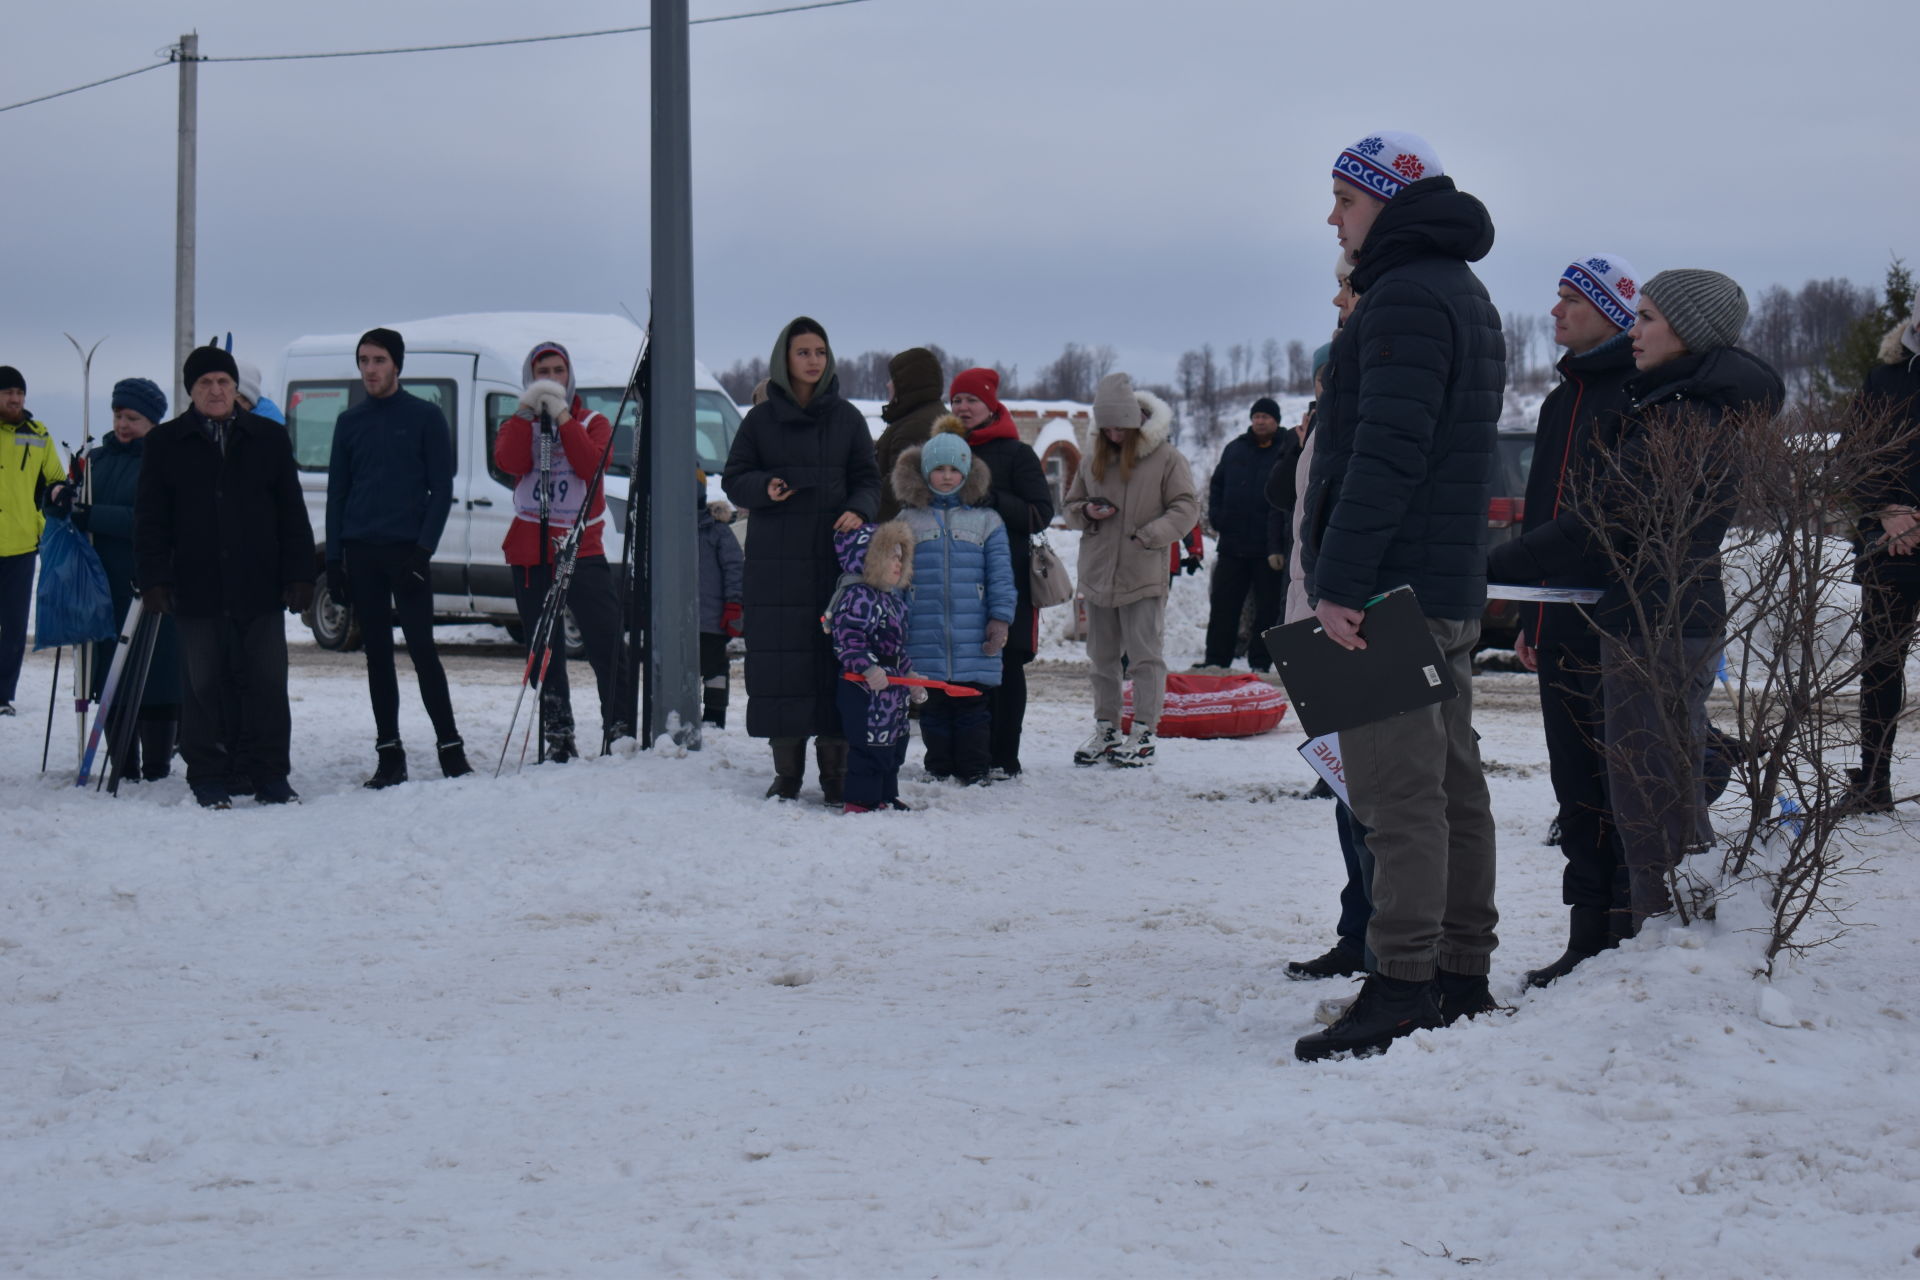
[1,366,73,715]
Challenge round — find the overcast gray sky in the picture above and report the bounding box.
[6,0,1914,443]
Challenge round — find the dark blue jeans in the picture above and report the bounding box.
[1333,802,1377,972]
[0,551,34,703]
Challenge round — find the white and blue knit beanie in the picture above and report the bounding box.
[1332,131,1445,201]
[1560,253,1642,332]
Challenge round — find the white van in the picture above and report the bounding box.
[275,312,742,650]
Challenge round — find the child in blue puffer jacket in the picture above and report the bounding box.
[892,416,1017,785]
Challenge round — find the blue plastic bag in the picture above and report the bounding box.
[34,515,117,650]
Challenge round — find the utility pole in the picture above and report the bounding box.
[173,32,198,406]
[647,0,700,749]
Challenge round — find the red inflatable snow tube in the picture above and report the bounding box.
[1121,672,1289,739]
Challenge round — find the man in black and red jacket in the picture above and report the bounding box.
[1499,253,1642,985]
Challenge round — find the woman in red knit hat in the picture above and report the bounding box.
[947,368,1053,778]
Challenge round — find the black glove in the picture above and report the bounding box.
[1182,555,1203,575]
[67,502,91,532]
[325,562,349,601]
[49,485,75,515]
[284,581,315,614]
[142,584,173,615]
[407,545,432,586]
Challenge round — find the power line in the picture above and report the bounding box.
[204,0,874,62]
[0,0,877,114]
[0,60,170,116]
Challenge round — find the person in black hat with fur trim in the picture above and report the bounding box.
[136,344,316,808]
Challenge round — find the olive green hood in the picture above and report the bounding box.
[768,316,839,405]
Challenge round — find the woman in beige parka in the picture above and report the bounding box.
[1063,371,1199,766]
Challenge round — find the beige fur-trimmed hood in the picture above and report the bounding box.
[1130,390,1175,458]
[891,415,995,510]
[858,519,916,589]
[1879,314,1919,366]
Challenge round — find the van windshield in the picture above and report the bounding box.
[578,387,742,477]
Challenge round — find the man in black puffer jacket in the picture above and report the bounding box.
[1203,398,1293,670]
[1296,131,1505,1063]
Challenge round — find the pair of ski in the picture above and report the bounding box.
[495,322,651,776]
[75,594,162,793]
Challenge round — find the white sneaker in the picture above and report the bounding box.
[1074,721,1120,766]
[1110,725,1156,767]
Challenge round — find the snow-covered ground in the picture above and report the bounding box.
[5,625,1919,1278]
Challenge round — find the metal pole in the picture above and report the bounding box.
[647,0,700,749]
[173,32,198,408]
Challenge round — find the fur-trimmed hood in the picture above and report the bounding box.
[1130,390,1175,458]
[892,423,995,510]
[1098,391,1167,460]
[833,519,916,588]
[1879,314,1919,366]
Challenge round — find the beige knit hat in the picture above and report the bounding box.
[1091,372,1141,429]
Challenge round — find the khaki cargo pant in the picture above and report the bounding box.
[1340,616,1499,980]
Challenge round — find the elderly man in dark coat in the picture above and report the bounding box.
[136,345,315,809]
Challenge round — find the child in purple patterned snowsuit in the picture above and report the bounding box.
[828,520,919,813]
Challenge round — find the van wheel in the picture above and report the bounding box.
[310,576,362,652]
[502,611,586,660]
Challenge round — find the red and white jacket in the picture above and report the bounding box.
[491,395,613,567]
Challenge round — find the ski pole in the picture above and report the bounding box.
[41,647,62,772]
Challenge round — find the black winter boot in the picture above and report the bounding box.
[1524,905,1613,989]
[438,738,473,779]
[1295,973,1443,1062]
[1286,943,1366,981]
[765,738,805,800]
[138,718,177,781]
[816,737,849,807]
[1841,766,1894,815]
[702,688,727,729]
[542,698,577,764]
[1436,970,1499,1025]
[364,740,408,790]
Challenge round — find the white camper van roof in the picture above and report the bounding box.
[282,311,722,391]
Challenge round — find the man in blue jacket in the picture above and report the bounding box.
[326,328,469,787]
[1296,131,1506,1061]
[1202,397,1293,670]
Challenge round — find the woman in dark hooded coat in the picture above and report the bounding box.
[721,317,881,802]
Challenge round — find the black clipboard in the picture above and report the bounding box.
[1262,586,1457,737]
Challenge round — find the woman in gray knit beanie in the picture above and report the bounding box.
[1631,268,1749,371]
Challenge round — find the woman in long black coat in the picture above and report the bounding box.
[947,367,1053,777]
[722,317,881,802]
